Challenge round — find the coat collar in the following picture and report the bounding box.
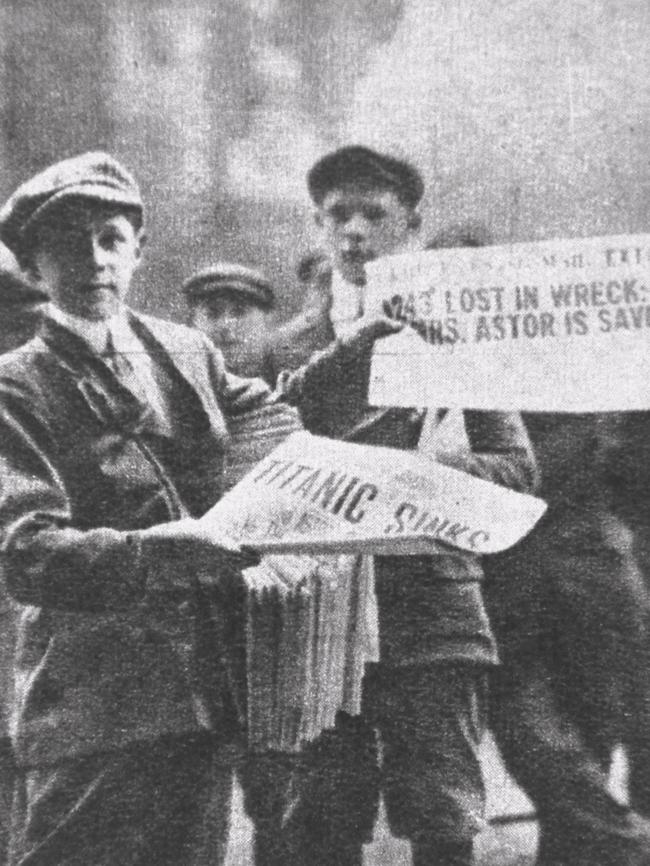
[39,314,162,435]
[126,311,226,441]
[38,310,219,441]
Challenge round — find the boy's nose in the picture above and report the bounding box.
[217,319,236,342]
[90,236,110,267]
[344,213,369,239]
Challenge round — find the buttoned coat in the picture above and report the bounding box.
[268,276,537,667]
[0,310,270,766]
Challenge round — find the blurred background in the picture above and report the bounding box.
[0,0,648,322]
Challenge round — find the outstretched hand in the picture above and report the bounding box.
[340,314,403,351]
[139,517,260,583]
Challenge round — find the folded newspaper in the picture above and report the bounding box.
[204,430,546,556]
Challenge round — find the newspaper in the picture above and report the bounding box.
[366,234,650,411]
[242,552,362,752]
[202,430,546,556]
[220,398,370,753]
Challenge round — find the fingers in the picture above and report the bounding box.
[219,545,260,571]
[240,544,261,567]
[141,519,260,569]
[196,540,260,587]
[370,316,403,337]
[198,531,260,570]
[343,315,403,350]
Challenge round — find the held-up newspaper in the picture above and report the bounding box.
[366,233,650,411]
[202,430,546,557]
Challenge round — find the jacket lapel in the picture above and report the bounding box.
[127,311,225,441]
[39,317,156,435]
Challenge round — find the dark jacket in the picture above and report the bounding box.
[0,310,270,766]
[266,285,334,387]
[270,277,537,667]
[601,410,650,537]
[483,413,650,665]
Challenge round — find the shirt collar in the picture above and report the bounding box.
[330,269,363,301]
[330,239,423,323]
[329,270,364,325]
[45,303,135,355]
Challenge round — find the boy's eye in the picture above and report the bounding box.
[364,206,385,222]
[328,205,350,224]
[99,231,124,248]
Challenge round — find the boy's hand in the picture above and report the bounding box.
[340,314,403,351]
[138,518,260,588]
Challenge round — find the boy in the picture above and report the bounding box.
[0,152,269,865]
[183,263,275,381]
[274,145,537,866]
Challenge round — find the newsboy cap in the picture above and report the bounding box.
[307,145,424,208]
[0,151,143,260]
[0,242,48,305]
[182,263,274,309]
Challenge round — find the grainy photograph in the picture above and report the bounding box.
[0,2,648,864]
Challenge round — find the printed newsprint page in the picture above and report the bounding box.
[0,3,648,866]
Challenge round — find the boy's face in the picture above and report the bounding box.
[316,183,417,285]
[192,292,269,378]
[31,201,143,321]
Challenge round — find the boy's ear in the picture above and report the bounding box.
[24,260,40,282]
[407,210,422,231]
[134,231,147,261]
[313,210,324,229]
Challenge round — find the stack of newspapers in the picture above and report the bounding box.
[243,552,357,753]
[224,401,364,752]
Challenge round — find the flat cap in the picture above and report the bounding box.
[0,242,48,306]
[307,145,424,207]
[182,263,274,309]
[0,151,143,259]
[427,222,492,250]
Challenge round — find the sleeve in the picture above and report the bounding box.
[275,333,539,494]
[0,379,147,612]
[275,335,368,432]
[440,411,539,494]
[202,333,274,416]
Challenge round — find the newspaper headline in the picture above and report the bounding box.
[203,431,546,557]
[366,234,650,411]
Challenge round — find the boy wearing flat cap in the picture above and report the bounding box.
[274,145,537,866]
[183,263,275,381]
[0,152,283,865]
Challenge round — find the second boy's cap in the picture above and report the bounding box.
[182,263,275,309]
[0,151,143,260]
[307,145,424,208]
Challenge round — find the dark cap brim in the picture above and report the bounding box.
[308,145,424,207]
[184,279,273,309]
